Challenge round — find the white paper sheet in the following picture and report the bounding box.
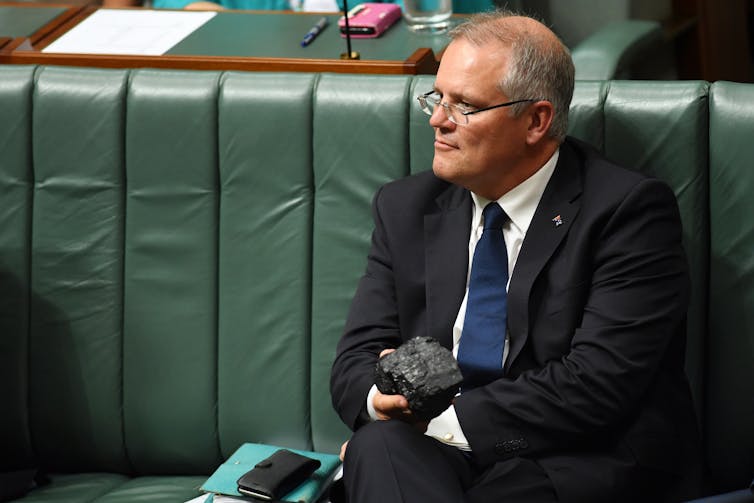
[42,9,216,56]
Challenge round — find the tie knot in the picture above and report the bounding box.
[482,202,506,230]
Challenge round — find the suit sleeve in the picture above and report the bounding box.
[455,178,691,465]
[330,185,404,431]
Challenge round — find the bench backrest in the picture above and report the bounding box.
[0,66,751,493]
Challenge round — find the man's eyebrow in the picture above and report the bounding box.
[433,87,459,100]
[444,92,476,105]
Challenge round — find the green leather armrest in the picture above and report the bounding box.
[571,19,663,80]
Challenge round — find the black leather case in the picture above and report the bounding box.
[236,449,321,501]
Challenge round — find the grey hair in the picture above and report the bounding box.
[448,10,575,142]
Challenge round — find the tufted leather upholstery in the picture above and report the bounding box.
[0,65,751,501]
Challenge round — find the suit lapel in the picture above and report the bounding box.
[424,184,472,350]
[505,144,584,370]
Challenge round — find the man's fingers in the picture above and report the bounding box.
[375,393,408,410]
[389,394,409,409]
[379,348,396,358]
[373,391,409,420]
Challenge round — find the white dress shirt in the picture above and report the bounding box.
[368,150,559,451]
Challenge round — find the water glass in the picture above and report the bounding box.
[402,0,452,32]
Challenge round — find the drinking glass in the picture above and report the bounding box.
[402,0,452,32]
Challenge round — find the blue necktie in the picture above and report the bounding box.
[457,202,508,390]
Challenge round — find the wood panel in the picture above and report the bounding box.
[0,4,443,75]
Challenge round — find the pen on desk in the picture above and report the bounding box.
[301,17,329,47]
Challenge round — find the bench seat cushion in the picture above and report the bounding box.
[11,474,206,503]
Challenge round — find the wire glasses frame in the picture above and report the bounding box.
[417,91,540,125]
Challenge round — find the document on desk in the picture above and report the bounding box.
[183,494,245,502]
[42,9,216,55]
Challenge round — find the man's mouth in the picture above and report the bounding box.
[435,137,458,150]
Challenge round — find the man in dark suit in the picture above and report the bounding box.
[330,11,701,502]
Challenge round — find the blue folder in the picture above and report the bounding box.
[201,443,341,502]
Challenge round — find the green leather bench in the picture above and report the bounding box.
[570,19,668,80]
[1,65,752,501]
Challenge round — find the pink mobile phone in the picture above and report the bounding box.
[338,3,402,39]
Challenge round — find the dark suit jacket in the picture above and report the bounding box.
[330,137,701,502]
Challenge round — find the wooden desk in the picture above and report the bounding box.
[0,4,448,74]
[0,4,81,49]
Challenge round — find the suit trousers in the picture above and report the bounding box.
[342,420,558,503]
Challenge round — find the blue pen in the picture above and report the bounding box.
[301,17,329,47]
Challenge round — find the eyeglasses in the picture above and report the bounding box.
[417,91,539,125]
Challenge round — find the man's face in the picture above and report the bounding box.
[430,38,530,198]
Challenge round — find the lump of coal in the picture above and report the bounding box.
[374,336,463,421]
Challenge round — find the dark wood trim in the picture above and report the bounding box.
[671,0,753,82]
[0,2,85,47]
[1,47,439,74]
[0,4,440,74]
[30,5,85,47]
[1,37,31,54]
[695,0,752,81]
[29,4,95,50]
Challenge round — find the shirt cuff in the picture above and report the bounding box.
[425,404,471,451]
[368,386,471,451]
[366,384,379,421]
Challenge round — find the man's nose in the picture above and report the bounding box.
[429,104,454,129]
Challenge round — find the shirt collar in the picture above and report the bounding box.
[471,149,559,234]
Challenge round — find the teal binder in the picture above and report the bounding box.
[201,443,341,502]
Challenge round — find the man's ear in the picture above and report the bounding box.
[525,101,555,145]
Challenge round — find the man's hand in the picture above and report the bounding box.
[372,349,429,432]
[372,388,410,420]
[183,2,225,10]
